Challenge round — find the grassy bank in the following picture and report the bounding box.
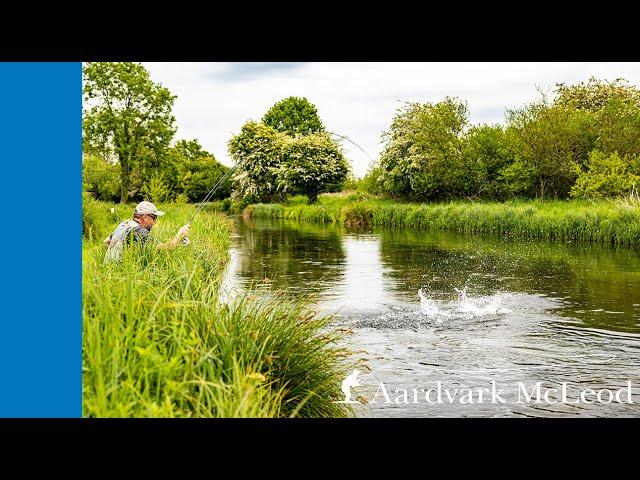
[244,193,640,246]
[82,201,352,417]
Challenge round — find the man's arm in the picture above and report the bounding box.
[156,224,191,251]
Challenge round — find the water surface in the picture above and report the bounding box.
[223,217,640,417]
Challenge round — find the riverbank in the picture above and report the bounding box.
[82,200,352,417]
[243,193,640,246]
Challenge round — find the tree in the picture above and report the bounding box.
[228,121,286,203]
[262,96,325,136]
[570,150,640,198]
[593,97,640,159]
[156,139,231,202]
[554,77,640,112]
[83,62,176,203]
[506,101,596,199]
[378,98,469,201]
[275,133,349,203]
[460,125,515,200]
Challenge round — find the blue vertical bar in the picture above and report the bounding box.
[0,63,81,417]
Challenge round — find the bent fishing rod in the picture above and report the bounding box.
[187,131,375,226]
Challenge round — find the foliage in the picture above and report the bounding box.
[174,193,189,204]
[229,98,348,203]
[594,98,640,158]
[82,154,121,202]
[370,77,640,202]
[554,77,640,112]
[275,133,349,203]
[262,96,325,136]
[141,173,171,204]
[505,101,596,199]
[570,150,640,199]
[169,140,230,202]
[83,62,177,203]
[228,121,285,203]
[460,124,514,200]
[378,98,469,201]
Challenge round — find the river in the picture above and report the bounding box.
[222,216,640,417]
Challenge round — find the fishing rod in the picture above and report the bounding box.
[187,142,271,224]
[187,161,242,224]
[326,131,376,165]
[187,131,375,225]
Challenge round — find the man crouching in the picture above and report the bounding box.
[104,201,191,263]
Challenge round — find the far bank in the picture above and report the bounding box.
[231,193,640,246]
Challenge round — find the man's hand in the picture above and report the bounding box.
[174,224,191,242]
[158,224,192,251]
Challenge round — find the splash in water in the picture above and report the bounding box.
[418,288,443,317]
[418,287,510,320]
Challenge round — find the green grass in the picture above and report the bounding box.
[245,194,640,246]
[82,201,353,417]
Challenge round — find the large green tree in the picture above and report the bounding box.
[230,97,344,203]
[505,101,596,199]
[83,62,176,203]
[378,98,469,201]
[228,121,286,203]
[275,133,349,203]
[228,119,348,203]
[262,96,325,136]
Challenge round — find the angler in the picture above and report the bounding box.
[103,201,191,263]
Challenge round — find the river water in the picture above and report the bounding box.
[222,216,640,417]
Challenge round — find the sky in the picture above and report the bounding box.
[143,62,640,178]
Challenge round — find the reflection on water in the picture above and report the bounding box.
[223,217,640,417]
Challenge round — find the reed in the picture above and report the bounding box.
[82,202,352,417]
[247,195,640,246]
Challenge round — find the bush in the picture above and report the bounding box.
[506,101,596,199]
[174,193,189,204]
[82,155,121,202]
[571,150,640,198]
[228,121,285,203]
[594,98,640,158]
[460,124,515,200]
[82,191,109,240]
[342,202,374,227]
[229,121,348,204]
[141,174,171,203]
[378,98,469,201]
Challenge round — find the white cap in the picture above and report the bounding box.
[134,201,165,217]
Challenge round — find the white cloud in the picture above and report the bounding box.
[143,62,640,177]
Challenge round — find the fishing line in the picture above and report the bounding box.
[326,131,376,165]
[187,142,275,224]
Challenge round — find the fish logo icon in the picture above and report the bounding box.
[335,369,363,404]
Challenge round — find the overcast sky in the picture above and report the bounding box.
[143,62,640,178]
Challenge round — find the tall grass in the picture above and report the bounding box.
[246,195,640,246]
[82,191,110,241]
[82,202,352,417]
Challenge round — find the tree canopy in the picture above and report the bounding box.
[229,98,348,203]
[262,96,325,136]
[83,62,177,203]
